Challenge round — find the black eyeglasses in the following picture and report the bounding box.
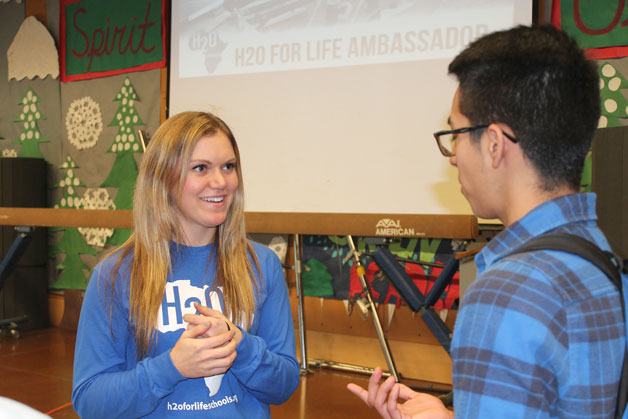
[433,124,517,157]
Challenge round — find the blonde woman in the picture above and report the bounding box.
[72,112,299,418]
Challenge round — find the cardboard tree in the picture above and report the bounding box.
[78,188,115,248]
[50,156,97,290]
[1,132,17,157]
[598,62,628,128]
[14,88,48,157]
[0,129,8,156]
[581,63,628,191]
[101,78,144,246]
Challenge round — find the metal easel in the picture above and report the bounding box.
[0,226,33,338]
[292,233,309,372]
[291,233,400,380]
[345,235,399,381]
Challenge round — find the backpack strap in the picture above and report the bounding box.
[508,232,626,419]
[509,233,622,289]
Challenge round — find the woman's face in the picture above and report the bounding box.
[175,131,239,246]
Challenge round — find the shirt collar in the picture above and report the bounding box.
[475,192,598,273]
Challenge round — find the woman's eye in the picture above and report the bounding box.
[192,164,206,172]
[223,162,237,171]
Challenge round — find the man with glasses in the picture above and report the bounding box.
[348,24,627,418]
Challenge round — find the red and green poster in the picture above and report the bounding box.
[552,0,628,59]
[60,0,166,82]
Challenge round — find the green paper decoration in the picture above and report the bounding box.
[51,156,98,290]
[1,127,15,156]
[580,151,592,192]
[14,89,48,157]
[101,78,145,246]
[302,258,335,297]
[51,228,98,290]
[583,62,628,191]
[598,62,628,128]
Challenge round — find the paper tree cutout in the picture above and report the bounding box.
[51,156,97,290]
[267,235,288,262]
[14,88,47,157]
[582,62,628,191]
[7,15,58,80]
[598,63,628,128]
[0,132,12,156]
[66,96,104,150]
[78,188,115,247]
[101,77,144,246]
[302,258,334,297]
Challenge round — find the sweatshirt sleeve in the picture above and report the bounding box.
[229,248,300,404]
[72,261,185,419]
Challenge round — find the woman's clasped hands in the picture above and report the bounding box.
[170,302,242,378]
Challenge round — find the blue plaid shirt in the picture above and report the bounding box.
[452,193,627,418]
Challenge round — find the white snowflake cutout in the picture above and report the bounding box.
[2,149,18,157]
[66,97,103,150]
[78,188,116,247]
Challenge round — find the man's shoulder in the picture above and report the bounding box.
[473,240,617,308]
[470,253,562,302]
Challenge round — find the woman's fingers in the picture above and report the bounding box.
[194,302,224,319]
[171,329,237,378]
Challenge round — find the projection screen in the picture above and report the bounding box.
[170,0,532,215]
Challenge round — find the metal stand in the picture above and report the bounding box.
[373,246,460,354]
[293,233,309,373]
[346,235,400,381]
[0,226,33,338]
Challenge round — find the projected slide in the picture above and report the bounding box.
[177,0,511,77]
[170,1,531,216]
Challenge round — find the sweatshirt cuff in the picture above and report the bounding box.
[149,350,185,392]
[233,328,257,369]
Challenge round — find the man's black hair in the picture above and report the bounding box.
[448,24,600,191]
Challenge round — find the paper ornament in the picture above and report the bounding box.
[78,188,115,247]
[7,16,58,80]
[66,96,103,150]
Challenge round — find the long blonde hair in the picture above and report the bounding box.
[111,111,258,358]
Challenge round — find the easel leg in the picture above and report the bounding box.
[347,235,400,381]
[293,233,309,373]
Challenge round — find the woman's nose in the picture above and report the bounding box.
[207,168,227,188]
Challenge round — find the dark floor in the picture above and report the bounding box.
[0,327,382,418]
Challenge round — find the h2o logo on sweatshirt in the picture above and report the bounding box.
[158,280,224,331]
[157,280,226,397]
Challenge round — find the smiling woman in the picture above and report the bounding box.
[177,132,239,246]
[72,111,299,418]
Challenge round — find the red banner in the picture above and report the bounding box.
[552,0,628,59]
[60,0,167,82]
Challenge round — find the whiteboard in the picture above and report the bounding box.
[169,0,532,215]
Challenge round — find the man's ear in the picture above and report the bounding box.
[484,124,507,169]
